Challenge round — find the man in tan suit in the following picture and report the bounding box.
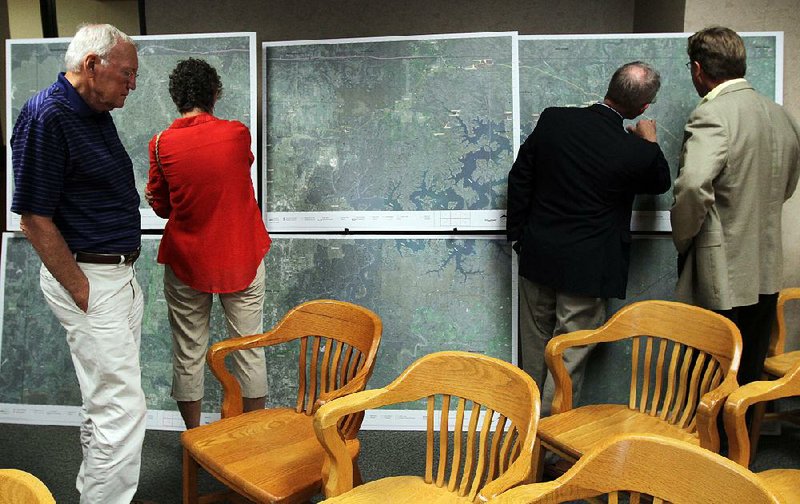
[671,26,800,387]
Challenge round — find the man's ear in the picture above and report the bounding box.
[638,103,650,116]
[84,54,99,75]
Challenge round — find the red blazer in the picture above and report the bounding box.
[147,113,270,293]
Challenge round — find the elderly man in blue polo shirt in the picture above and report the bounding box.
[11,24,147,504]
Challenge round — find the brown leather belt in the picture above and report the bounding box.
[75,248,140,266]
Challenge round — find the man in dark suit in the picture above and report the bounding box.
[507,61,671,415]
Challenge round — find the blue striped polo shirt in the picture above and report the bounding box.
[11,73,141,253]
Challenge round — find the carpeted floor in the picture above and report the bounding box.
[1,421,798,503]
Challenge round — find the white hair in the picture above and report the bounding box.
[64,23,136,72]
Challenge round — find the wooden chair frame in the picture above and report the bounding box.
[537,300,742,475]
[748,288,800,460]
[0,469,56,504]
[315,351,540,503]
[482,434,782,504]
[181,299,382,504]
[725,358,800,467]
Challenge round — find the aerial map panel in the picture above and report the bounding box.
[0,233,512,430]
[518,33,779,228]
[264,33,517,231]
[5,33,257,230]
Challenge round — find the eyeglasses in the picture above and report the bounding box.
[121,69,139,81]
[100,58,138,81]
[685,61,693,70]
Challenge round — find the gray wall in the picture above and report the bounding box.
[634,0,686,32]
[144,0,638,39]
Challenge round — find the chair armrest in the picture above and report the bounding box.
[695,373,739,452]
[477,451,534,501]
[479,481,562,503]
[545,330,594,413]
[207,331,281,418]
[724,365,800,466]
[314,389,387,497]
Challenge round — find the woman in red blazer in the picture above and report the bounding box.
[146,58,271,429]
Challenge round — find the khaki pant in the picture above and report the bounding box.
[518,276,606,416]
[165,262,268,401]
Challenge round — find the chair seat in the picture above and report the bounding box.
[538,404,699,461]
[758,469,800,504]
[321,476,474,503]
[763,351,800,377]
[182,408,359,503]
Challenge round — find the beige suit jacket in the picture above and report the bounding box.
[671,80,800,310]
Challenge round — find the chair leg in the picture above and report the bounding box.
[183,448,199,504]
[749,400,767,465]
[533,438,545,483]
[352,459,363,487]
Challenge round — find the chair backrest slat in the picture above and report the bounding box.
[458,402,482,496]
[648,339,669,416]
[630,336,641,409]
[658,341,681,420]
[296,337,309,412]
[486,415,507,483]
[678,352,708,429]
[425,396,435,484]
[327,340,344,392]
[304,337,322,414]
[467,407,495,499]
[639,337,655,413]
[339,345,355,387]
[319,338,333,394]
[436,395,451,487]
[447,398,468,492]
[667,346,694,424]
[498,423,516,473]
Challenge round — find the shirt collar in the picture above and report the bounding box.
[55,72,99,117]
[595,101,625,126]
[169,112,218,129]
[701,78,747,104]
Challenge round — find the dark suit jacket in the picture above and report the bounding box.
[507,104,670,299]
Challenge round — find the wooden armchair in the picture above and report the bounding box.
[724,359,800,501]
[181,299,382,504]
[315,351,541,503]
[536,300,742,476]
[482,434,782,503]
[748,288,800,459]
[0,469,55,504]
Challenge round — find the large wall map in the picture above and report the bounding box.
[518,33,780,230]
[0,233,513,429]
[5,33,257,230]
[264,33,517,232]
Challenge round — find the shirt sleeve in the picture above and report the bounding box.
[636,146,671,196]
[10,107,67,217]
[670,105,728,253]
[506,119,542,243]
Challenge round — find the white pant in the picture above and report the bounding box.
[40,262,146,504]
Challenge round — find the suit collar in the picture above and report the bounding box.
[702,78,751,103]
[590,103,624,127]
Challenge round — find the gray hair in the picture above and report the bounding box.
[64,23,135,72]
